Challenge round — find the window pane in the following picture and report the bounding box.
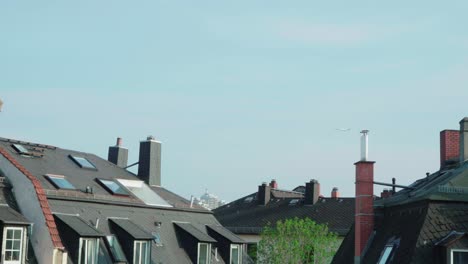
[117,179,172,207]
[13,230,21,239]
[105,236,127,262]
[199,243,209,264]
[12,251,20,260]
[141,242,148,263]
[453,251,468,264]
[97,179,129,196]
[7,229,13,239]
[70,155,97,169]
[135,242,141,264]
[5,251,12,261]
[378,246,393,264]
[46,175,76,189]
[12,240,21,250]
[231,245,240,264]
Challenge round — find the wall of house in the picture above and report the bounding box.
[0,157,56,264]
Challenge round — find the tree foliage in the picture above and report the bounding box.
[257,217,339,264]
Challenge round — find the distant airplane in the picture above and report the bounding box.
[335,128,351,132]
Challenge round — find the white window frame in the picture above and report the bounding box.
[78,238,99,264]
[450,249,468,264]
[133,240,150,264]
[2,226,26,264]
[230,244,242,264]
[197,243,211,264]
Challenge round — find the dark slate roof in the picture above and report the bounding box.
[0,137,208,212]
[49,195,224,263]
[0,137,230,264]
[206,225,244,244]
[174,222,217,243]
[109,218,153,240]
[0,206,30,225]
[214,191,354,236]
[54,214,103,237]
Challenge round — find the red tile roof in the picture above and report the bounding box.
[0,147,64,249]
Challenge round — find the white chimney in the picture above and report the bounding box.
[360,130,369,161]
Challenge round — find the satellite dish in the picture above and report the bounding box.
[0,98,3,112]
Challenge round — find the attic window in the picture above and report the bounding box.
[96,179,129,196]
[69,155,97,170]
[116,179,172,207]
[377,245,394,264]
[45,174,76,190]
[12,144,29,155]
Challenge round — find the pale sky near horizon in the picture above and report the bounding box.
[2,1,468,202]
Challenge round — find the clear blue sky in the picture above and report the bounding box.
[2,1,468,202]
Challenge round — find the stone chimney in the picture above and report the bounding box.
[440,130,459,167]
[355,130,375,264]
[137,136,162,186]
[460,118,468,163]
[258,182,271,205]
[331,187,339,199]
[304,179,320,205]
[108,137,128,168]
[269,179,278,189]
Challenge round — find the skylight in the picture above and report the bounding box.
[97,179,129,196]
[12,144,29,154]
[116,179,172,207]
[45,174,76,190]
[69,155,97,170]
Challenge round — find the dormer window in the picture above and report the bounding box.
[451,249,468,264]
[45,174,76,190]
[109,218,153,264]
[2,227,26,264]
[69,155,97,170]
[198,243,211,264]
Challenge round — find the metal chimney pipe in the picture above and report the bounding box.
[360,130,369,161]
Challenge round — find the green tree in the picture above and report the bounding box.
[257,218,339,264]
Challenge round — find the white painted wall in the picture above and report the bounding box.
[0,156,57,264]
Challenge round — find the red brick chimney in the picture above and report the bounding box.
[355,130,374,263]
[380,189,392,199]
[440,130,459,167]
[269,179,278,189]
[331,187,339,199]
